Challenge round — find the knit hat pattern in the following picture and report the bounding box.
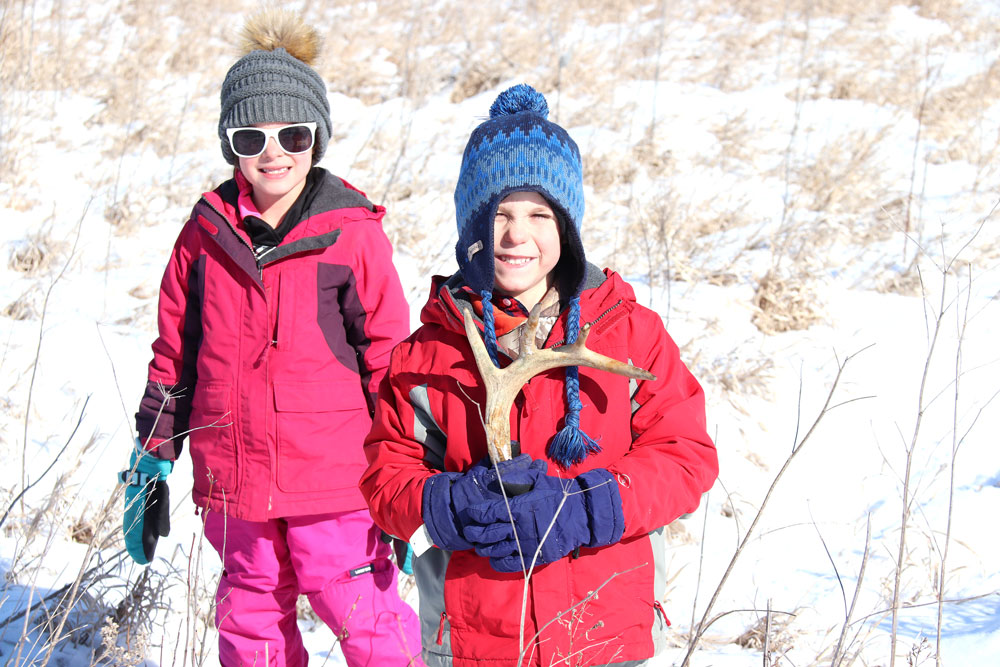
[454,84,586,296]
[218,18,332,165]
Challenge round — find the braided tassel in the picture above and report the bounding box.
[480,290,500,368]
[547,297,601,468]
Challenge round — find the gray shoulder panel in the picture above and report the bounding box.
[409,384,447,470]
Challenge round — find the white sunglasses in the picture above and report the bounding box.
[225,122,317,158]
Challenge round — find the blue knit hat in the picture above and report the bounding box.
[455,84,586,296]
[454,84,597,469]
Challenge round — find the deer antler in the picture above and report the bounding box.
[461,288,656,463]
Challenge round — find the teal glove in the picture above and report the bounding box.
[119,443,173,565]
[380,531,414,575]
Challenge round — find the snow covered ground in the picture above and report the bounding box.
[1,1,999,665]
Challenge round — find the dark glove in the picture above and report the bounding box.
[421,454,545,551]
[381,531,414,575]
[462,468,625,573]
[119,444,173,565]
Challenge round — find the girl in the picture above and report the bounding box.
[121,10,423,666]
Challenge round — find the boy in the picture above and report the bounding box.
[360,84,719,666]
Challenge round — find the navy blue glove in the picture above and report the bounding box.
[119,445,173,565]
[462,468,625,573]
[421,454,545,551]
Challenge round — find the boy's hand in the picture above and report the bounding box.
[462,468,625,573]
[421,454,545,551]
[119,445,173,565]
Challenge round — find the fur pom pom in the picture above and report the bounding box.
[489,84,549,119]
[240,9,321,65]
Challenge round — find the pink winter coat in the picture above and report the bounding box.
[137,169,409,521]
[360,266,718,666]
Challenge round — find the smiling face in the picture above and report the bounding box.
[492,191,562,310]
[237,122,313,226]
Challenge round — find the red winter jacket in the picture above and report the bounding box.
[360,267,718,667]
[136,169,408,521]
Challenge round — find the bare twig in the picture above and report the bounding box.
[888,231,972,666]
[38,482,133,665]
[1,395,90,530]
[888,274,938,665]
[809,504,847,621]
[517,564,643,667]
[763,599,772,667]
[902,44,940,262]
[696,606,797,640]
[852,590,999,627]
[831,514,873,666]
[774,4,811,273]
[933,265,968,667]
[681,346,871,666]
[933,267,1000,666]
[20,200,88,508]
[691,487,711,638]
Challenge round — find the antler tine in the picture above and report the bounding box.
[460,294,656,463]
[459,303,515,463]
[548,324,656,382]
[459,301,500,382]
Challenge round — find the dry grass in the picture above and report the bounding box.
[752,270,822,334]
[2,1,998,664]
[609,186,760,298]
[4,0,994,277]
[791,127,893,223]
[9,230,68,277]
[697,353,776,411]
[665,519,695,545]
[923,61,1000,186]
[103,193,149,237]
[584,150,639,192]
[93,617,148,667]
[1,495,156,666]
[2,289,39,321]
[713,112,761,168]
[735,609,797,655]
[876,263,924,297]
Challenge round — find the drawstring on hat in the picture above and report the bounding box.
[547,297,601,468]
[480,290,501,368]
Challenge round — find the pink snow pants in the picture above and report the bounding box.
[203,508,423,667]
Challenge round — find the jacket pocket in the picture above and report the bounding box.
[188,381,238,498]
[273,380,370,492]
[448,551,523,647]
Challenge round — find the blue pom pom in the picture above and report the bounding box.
[489,84,549,119]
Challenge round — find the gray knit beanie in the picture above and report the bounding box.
[218,10,332,165]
